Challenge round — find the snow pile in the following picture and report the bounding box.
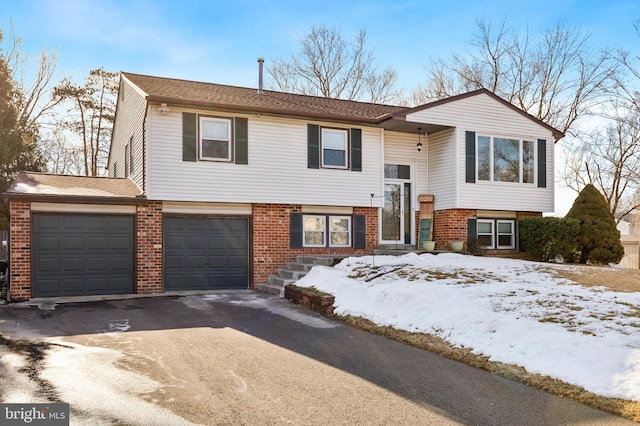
[295,253,640,401]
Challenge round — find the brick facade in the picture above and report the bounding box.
[136,201,163,294]
[433,208,477,252]
[252,204,378,286]
[8,200,31,302]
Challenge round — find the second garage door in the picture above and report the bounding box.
[164,216,249,291]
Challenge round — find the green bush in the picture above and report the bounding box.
[565,184,624,265]
[519,217,581,262]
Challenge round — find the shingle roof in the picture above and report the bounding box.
[122,72,407,123]
[4,172,144,202]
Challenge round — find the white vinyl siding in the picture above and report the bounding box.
[407,93,555,213]
[146,111,383,208]
[383,131,425,207]
[109,76,145,190]
[426,128,456,210]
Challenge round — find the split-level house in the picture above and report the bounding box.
[4,69,563,301]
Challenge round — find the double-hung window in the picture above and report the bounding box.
[303,214,352,247]
[476,219,515,249]
[200,117,232,161]
[477,136,535,184]
[322,128,348,168]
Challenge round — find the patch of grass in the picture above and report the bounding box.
[285,284,332,297]
[335,315,640,423]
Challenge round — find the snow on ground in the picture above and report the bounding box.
[295,252,640,402]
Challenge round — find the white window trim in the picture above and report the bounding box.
[329,215,352,247]
[321,127,349,169]
[200,116,232,162]
[302,214,353,247]
[496,219,516,249]
[476,135,536,185]
[303,215,326,247]
[477,219,495,249]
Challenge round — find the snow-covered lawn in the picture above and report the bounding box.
[295,253,640,402]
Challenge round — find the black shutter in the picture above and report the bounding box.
[351,128,362,172]
[354,214,366,249]
[537,139,546,188]
[183,112,197,162]
[308,124,320,169]
[465,131,476,183]
[467,218,477,247]
[235,117,248,165]
[290,213,303,248]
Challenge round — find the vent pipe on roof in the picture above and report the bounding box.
[257,58,264,94]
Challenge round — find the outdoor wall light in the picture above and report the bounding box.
[417,127,423,152]
[159,103,170,113]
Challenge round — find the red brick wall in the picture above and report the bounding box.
[8,200,31,302]
[136,201,163,294]
[252,204,378,286]
[433,208,477,252]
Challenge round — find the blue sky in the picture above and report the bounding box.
[2,0,639,93]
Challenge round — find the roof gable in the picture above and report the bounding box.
[396,89,564,140]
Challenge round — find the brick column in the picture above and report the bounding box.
[136,201,163,294]
[9,200,31,301]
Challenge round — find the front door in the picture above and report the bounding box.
[381,164,412,245]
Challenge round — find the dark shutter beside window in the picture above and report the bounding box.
[465,131,476,183]
[537,139,546,188]
[467,218,477,247]
[290,213,303,248]
[351,128,362,172]
[235,117,248,165]
[183,112,197,162]
[307,124,320,169]
[354,214,366,249]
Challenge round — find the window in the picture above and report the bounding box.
[476,219,515,249]
[477,135,535,184]
[304,216,326,247]
[302,214,352,247]
[477,219,494,248]
[129,136,134,174]
[329,216,351,247]
[200,117,232,161]
[322,128,348,168]
[124,144,130,177]
[496,220,515,249]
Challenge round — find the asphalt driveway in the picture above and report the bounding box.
[0,292,633,425]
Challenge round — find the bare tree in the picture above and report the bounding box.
[267,25,400,104]
[418,19,615,137]
[54,68,118,176]
[563,104,640,221]
[2,21,63,132]
[39,128,83,175]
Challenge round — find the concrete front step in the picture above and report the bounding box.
[261,255,338,298]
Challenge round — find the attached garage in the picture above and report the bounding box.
[164,216,249,291]
[32,213,135,297]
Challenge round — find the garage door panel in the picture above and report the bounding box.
[32,213,135,297]
[164,216,249,291]
[87,237,108,251]
[165,235,185,249]
[228,255,247,268]
[109,256,132,271]
[36,236,60,251]
[85,216,108,231]
[86,257,108,272]
[62,236,84,251]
